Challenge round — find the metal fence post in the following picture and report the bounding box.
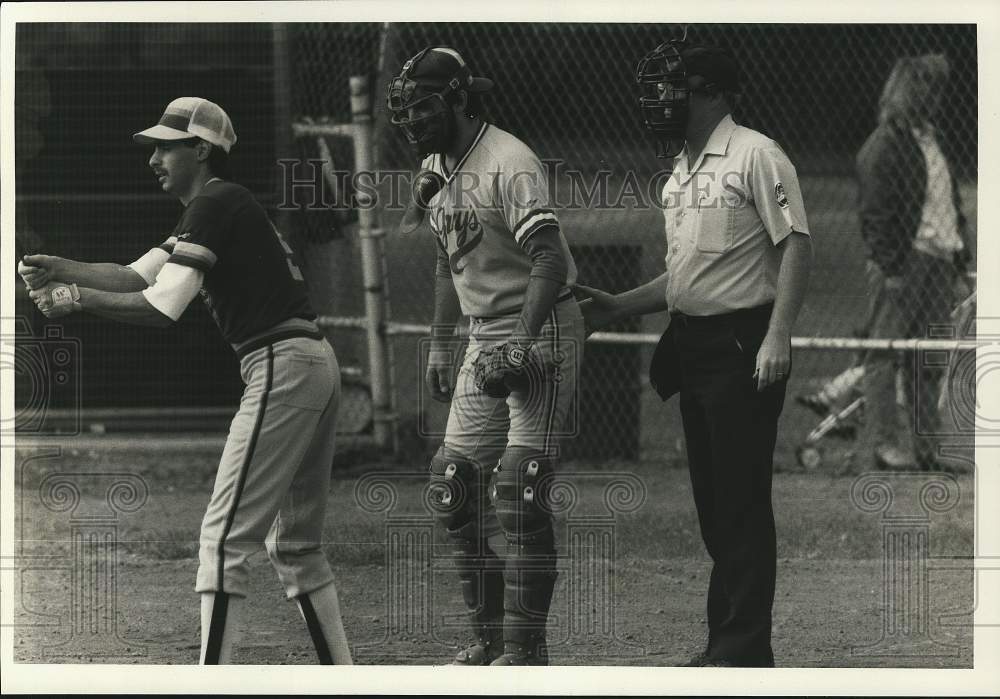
[349,75,395,450]
[271,24,292,222]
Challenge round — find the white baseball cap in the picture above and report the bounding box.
[133,97,237,153]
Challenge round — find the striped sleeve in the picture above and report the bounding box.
[499,143,560,248]
[167,195,230,272]
[169,240,218,272]
[511,209,559,246]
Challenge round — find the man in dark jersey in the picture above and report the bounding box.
[20,97,352,665]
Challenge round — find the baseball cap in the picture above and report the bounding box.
[403,47,494,93]
[681,45,741,93]
[133,97,237,153]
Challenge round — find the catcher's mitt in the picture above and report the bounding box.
[472,342,533,399]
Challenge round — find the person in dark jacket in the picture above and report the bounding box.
[856,53,973,471]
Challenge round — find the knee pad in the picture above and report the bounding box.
[431,449,504,624]
[493,446,557,546]
[493,448,558,633]
[429,447,487,533]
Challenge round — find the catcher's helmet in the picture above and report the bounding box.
[387,47,493,157]
[635,40,690,158]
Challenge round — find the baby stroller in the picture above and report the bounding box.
[794,363,890,471]
[794,277,976,471]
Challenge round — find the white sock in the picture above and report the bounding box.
[199,592,245,664]
[296,581,353,664]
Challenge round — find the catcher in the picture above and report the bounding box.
[387,47,584,666]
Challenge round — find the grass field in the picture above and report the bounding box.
[11,438,974,667]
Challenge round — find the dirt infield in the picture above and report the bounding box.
[11,441,974,667]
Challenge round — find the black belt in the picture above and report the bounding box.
[235,329,324,361]
[471,289,575,323]
[670,303,773,329]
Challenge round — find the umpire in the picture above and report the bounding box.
[578,42,812,667]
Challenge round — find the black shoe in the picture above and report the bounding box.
[702,659,735,667]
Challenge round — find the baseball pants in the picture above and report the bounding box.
[667,303,785,667]
[196,336,341,599]
[440,295,583,660]
[443,295,584,484]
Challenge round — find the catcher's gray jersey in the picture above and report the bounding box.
[423,123,577,317]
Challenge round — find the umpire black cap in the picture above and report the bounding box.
[681,45,741,93]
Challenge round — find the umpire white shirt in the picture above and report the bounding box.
[662,114,810,316]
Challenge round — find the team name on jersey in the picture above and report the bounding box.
[431,208,486,274]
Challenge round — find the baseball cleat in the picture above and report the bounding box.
[488,639,549,666]
[452,637,503,666]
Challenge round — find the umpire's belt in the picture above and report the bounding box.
[669,302,773,330]
[470,289,575,324]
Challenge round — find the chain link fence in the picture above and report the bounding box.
[291,23,977,465]
[14,24,274,431]
[14,23,977,467]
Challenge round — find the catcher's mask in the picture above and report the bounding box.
[387,47,493,157]
[636,40,689,158]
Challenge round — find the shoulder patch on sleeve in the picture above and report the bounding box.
[774,182,789,209]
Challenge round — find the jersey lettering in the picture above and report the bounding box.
[270,222,305,281]
[445,209,485,274]
[432,208,486,275]
[450,228,485,274]
[199,287,221,325]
